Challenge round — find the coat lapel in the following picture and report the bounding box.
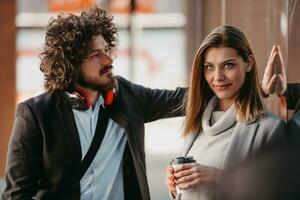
[223,121,259,169]
[55,91,82,164]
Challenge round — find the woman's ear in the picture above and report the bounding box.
[246,55,254,72]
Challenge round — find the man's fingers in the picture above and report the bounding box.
[262,45,287,97]
[277,74,286,87]
[268,45,277,62]
[262,46,278,92]
[265,46,278,75]
[263,74,277,95]
[275,74,287,96]
[266,74,277,94]
[269,50,278,72]
[276,46,286,76]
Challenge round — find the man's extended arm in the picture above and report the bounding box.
[117,76,187,123]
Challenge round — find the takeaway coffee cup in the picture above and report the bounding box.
[170,156,196,193]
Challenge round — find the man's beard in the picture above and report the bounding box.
[76,69,116,93]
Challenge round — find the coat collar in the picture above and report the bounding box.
[202,96,236,136]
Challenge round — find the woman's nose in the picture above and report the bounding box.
[214,68,225,81]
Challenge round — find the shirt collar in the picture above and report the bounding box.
[93,94,105,110]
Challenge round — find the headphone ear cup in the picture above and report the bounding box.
[65,91,89,111]
[66,87,115,109]
[104,90,114,105]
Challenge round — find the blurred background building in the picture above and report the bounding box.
[0,0,299,198]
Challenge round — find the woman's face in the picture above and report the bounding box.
[204,47,252,110]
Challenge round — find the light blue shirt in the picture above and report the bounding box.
[72,95,127,200]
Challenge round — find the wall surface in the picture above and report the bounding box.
[0,0,16,176]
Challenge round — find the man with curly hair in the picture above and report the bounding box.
[3,7,186,200]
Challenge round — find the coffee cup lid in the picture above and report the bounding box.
[170,156,196,165]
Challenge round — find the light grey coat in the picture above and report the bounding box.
[183,111,286,168]
[172,112,286,200]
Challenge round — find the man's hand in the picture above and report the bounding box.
[261,45,287,97]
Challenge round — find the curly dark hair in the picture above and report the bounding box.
[39,7,118,92]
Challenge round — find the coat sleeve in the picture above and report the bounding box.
[141,86,187,122]
[117,76,187,123]
[2,102,43,200]
[285,83,300,110]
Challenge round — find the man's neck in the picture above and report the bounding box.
[75,84,100,106]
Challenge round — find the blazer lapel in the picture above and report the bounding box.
[110,90,129,132]
[55,91,82,164]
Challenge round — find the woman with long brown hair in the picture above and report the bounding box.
[165,25,286,200]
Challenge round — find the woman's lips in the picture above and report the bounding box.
[213,83,231,91]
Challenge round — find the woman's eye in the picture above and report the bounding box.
[224,63,234,69]
[205,65,214,70]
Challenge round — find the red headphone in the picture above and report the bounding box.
[65,88,115,111]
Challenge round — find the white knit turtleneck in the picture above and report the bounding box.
[182,96,237,200]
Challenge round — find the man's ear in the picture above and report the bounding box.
[246,55,254,72]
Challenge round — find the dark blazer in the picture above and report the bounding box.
[3,76,187,200]
[286,83,300,110]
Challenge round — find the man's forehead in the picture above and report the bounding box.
[91,35,108,50]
